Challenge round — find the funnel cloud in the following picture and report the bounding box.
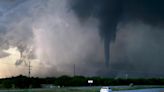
[70,0,164,66]
[0,0,164,77]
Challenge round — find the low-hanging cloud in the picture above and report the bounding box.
[70,0,164,67]
[0,0,164,78]
[69,0,164,77]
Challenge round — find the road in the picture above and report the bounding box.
[115,88,164,92]
[0,88,163,92]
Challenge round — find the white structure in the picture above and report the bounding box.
[88,80,93,86]
[88,80,93,83]
[100,86,112,92]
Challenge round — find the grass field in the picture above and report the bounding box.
[24,87,100,92]
[2,85,164,92]
[4,88,99,92]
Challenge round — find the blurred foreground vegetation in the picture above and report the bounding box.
[0,75,164,89]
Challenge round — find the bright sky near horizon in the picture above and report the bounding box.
[0,47,25,78]
[0,47,41,78]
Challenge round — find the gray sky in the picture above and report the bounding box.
[0,0,164,78]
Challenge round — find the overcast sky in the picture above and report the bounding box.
[0,0,164,78]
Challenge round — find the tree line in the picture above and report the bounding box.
[0,75,164,89]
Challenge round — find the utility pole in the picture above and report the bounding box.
[73,64,75,77]
[28,60,31,78]
[28,60,32,92]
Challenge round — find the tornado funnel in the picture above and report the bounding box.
[104,36,110,67]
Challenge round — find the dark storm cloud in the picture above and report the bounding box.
[0,0,31,58]
[1,0,164,78]
[70,0,164,26]
[70,0,164,66]
[0,0,25,16]
[0,0,103,77]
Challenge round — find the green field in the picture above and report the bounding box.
[31,88,99,92]
[3,85,164,92]
[5,87,100,92]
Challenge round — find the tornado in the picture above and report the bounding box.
[1,0,164,77]
[104,37,109,66]
[70,0,122,66]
